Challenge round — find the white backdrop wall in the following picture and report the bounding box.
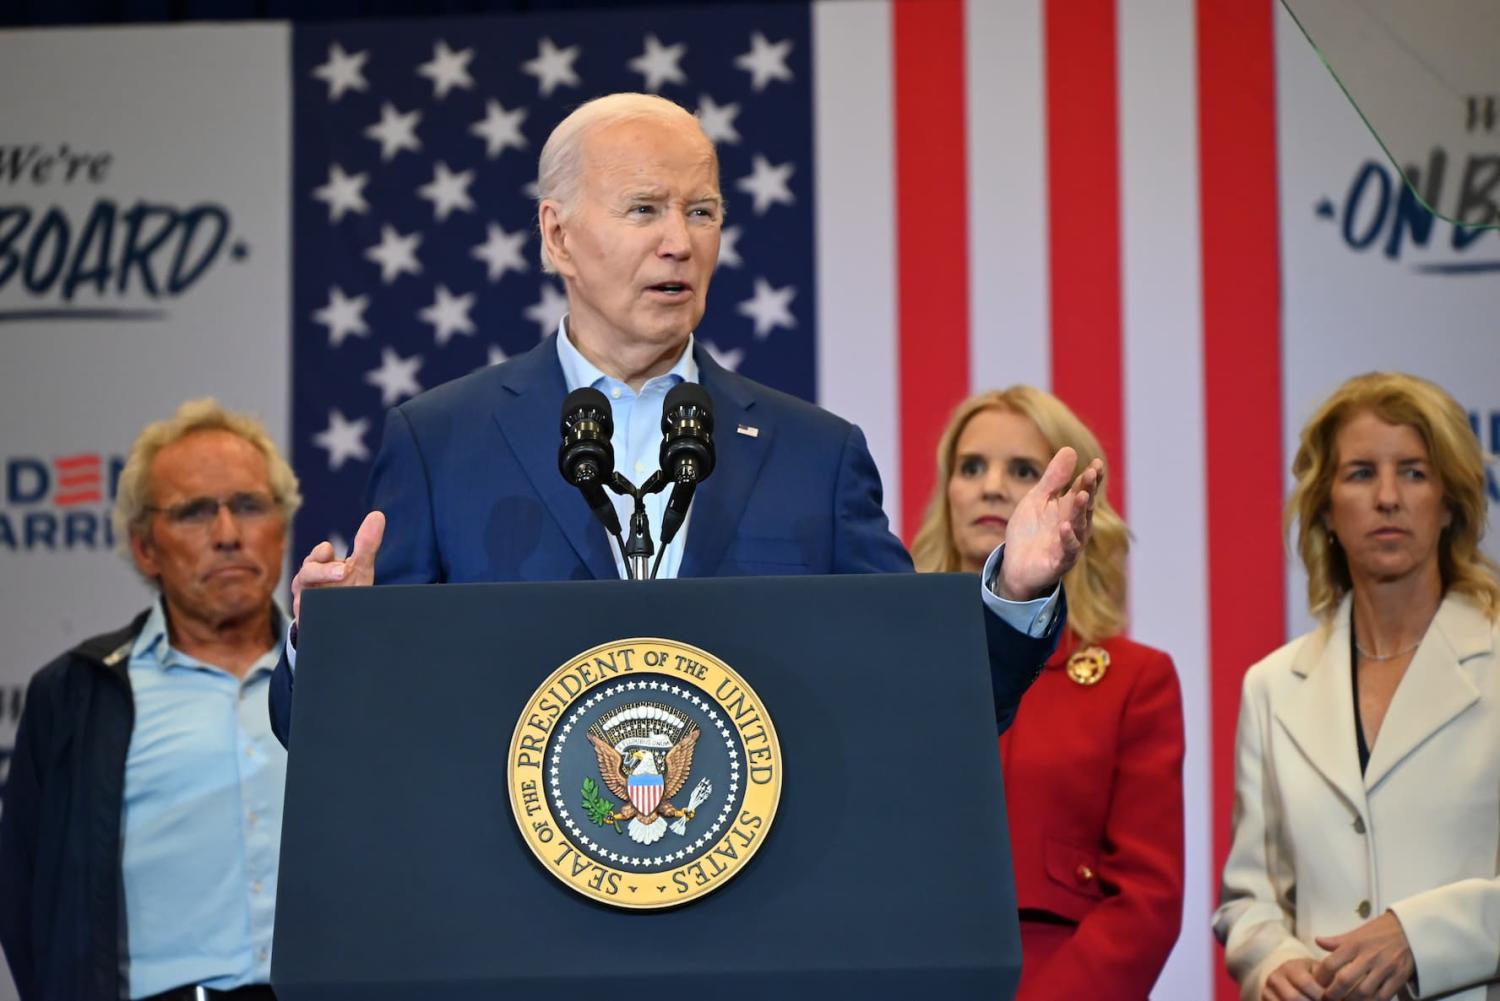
[1276,7,1500,639]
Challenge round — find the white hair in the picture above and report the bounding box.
[114,398,300,585]
[535,92,717,273]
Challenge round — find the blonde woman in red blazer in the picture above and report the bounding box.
[914,386,1186,999]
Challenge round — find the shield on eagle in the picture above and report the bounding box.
[628,771,664,815]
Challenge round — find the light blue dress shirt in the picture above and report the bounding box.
[980,541,1058,635]
[555,318,697,580]
[123,599,287,998]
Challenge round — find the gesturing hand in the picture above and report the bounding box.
[1262,958,1322,1001]
[995,446,1103,601]
[290,510,386,626]
[1313,912,1415,1001]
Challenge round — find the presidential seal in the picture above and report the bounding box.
[507,638,782,909]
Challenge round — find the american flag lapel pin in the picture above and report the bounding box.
[737,424,760,438]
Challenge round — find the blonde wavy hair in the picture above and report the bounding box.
[1287,371,1499,621]
[114,398,302,565]
[912,386,1129,645]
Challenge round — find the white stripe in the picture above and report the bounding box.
[1118,1,1212,995]
[813,0,901,529]
[965,0,1050,394]
[1276,1,1335,644]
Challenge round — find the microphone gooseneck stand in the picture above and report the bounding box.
[560,383,716,582]
[610,470,668,582]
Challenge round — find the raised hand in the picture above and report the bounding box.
[1262,958,1321,1001]
[1313,912,1415,1001]
[995,446,1103,601]
[290,510,386,626]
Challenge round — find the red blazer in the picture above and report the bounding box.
[1000,632,1185,999]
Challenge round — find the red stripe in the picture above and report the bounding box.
[1044,0,1126,516]
[58,472,101,488]
[54,454,99,471]
[1198,1,1284,997]
[54,491,102,507]
[893,0,970,542]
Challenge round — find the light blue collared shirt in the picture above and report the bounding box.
[123,599,287,998]
[556,318,697,580]
[981,543,1059,636]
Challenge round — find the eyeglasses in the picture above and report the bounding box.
[145,491,279,527]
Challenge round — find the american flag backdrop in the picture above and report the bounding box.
[286,5,1243,996]
[280,3,1291,998]
[291,6,816,563]
[278,4,1500,1000]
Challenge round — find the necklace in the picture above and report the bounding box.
[1354,637,1422,662]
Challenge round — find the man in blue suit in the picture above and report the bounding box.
[270,93,1099,746]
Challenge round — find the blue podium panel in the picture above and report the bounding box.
[274,573,1020,1000]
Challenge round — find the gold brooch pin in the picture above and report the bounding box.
[1066,646,1110,686]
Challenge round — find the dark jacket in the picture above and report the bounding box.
[0,611,149,1001]
[270,337,1060,745]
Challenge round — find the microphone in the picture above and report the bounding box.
[657,383,715,547]
[559,387,622,537]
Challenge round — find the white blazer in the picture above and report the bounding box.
[1214,592,1500,1000]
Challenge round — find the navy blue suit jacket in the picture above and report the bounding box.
[269,338,1058,743]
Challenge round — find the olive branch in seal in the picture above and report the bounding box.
[581,777,623,833]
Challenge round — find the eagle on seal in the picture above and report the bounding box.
[587,727,701,845]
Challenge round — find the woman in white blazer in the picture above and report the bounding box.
[1215,372,1500,1001]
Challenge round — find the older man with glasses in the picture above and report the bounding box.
[0,399,297,1001]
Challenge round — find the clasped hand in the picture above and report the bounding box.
[1262,912,1415,1001]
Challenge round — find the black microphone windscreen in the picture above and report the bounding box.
[663,382,714,426]
[659,381,716,503]
[562,386,612,425]
[560,385,616,489]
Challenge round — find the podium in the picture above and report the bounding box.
[273,573,1023,1000]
